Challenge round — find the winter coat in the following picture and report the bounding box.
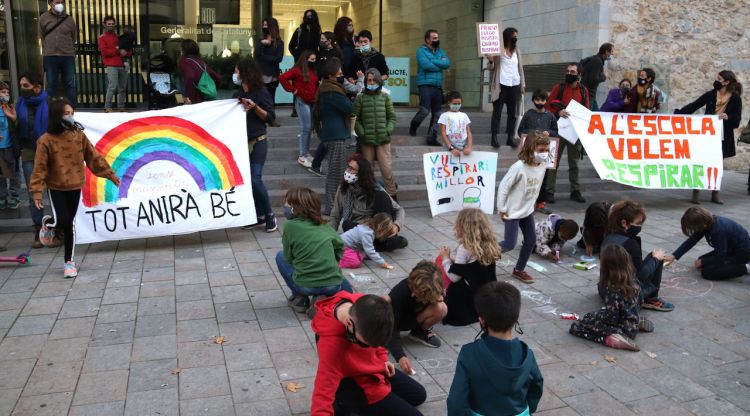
[254,39,284,78]
[675,91,742,158]
[354,92,396,145]
[416,44,450,87]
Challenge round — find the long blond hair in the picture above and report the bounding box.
[455,208,501,266]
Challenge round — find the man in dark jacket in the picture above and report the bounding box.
[580,42,613,111]
[351,30,389,81]
[40,0,78,104]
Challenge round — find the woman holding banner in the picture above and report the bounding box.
[675,70,743,204]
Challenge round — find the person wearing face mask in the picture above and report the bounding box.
[517,89,558,214]
[601,200,674,312]
[599,78,632,113]
[410,29,451,146]
[334,17,356,78]
[30,97,120,278]
[280,50,319,167]
[316,32,343,77]
[487,27,525,148]
[255,17,284,113]
[438,91,473,157]
[98,16,131,112]
[351,30,389,82]
[0,81,19,212]
[579,42,614,111]
[233,58,277,233]
[354,68,397,198]
[288,9,321,63]
[675,70,743,205]
[40,0,78,104]
[626,68,662,114]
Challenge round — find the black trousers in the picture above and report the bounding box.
[265,81,279,105]
[340,191,408,251]
[49,189,81,262]
[700,250,750,281]
[335,370,426,416]
[491,84,520,144]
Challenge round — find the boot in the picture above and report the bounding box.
[710,190,723,205]
[32,226,43,249]
[409,121,419,137]
[691,190,700,204]
[491,133,499,148]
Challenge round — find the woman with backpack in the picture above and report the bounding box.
[177,39,221,104]
[288,9,321,62]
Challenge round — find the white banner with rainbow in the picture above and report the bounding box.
[75,100,255,244]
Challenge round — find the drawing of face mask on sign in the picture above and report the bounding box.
[463,187,481,208]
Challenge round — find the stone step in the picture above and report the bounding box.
[263,132,506,150]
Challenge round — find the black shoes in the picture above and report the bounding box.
[491,134,499,148]
[570,191,586,203]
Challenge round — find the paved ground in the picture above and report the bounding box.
[0,153,749,413]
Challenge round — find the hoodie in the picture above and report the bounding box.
[311,291,392,416]
[447,336,543,416]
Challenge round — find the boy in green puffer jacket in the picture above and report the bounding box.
[354,68,398,199]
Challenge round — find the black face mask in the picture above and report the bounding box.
[307,62,316,70]
[510,37,518,47]
[345,323,371,348]
[628,225,642,236]
[19,88,34,99]
[262,27,269,36]
[336,76,345,84]
[304,16,314,24]
[565,74,578,84]
[431,40,440,49]
[638,78,647,85]
[620,86,630,94]
[713,80,723,91]
[534,103,545,110]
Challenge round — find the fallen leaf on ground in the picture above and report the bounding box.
[603,355,616,363]
[286,382,304,393]
[214,336,226,345]
[645,351,657,359]
[171,368,181,375]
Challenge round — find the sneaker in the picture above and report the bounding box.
[63,261,78,278]
[6,198,19,209]
[535,202,551,214]
[642,297,674,312]
[297,156,312,168]
[308,166,324,177]
[265,215,278,233]
[288,295,309,313]
[512,269,535,284]
[408,327,441,348]
[570,191,586,203]
[39,216,55,246]
[604,333,640,351]
[638,317,654,333]
[241,217,265,230]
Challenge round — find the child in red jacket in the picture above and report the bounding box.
[311,292,426,415]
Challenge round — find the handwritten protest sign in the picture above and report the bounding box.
[423,151,498,216]
[476,23,502,56]
[75,100,254,243]
[565,100,724,190]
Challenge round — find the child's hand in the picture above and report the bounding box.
[398,357,414,374]
[380,262,394,270]
[651,249,666,261]
[585,244,593,257]
[548,252,560,262]
[111,176,121,187]
[463,146,472,155]
[662,254,675,264]
[451,148,460,157]
[439,246,451,260]
[385,361,396,377]
[694,259,702,269]
[499,212,508,221]
[34,199,43,209]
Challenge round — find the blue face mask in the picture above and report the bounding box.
[283,206,294,220]
[366,84,379,91]
[449,104,461,111]
[360,44,371,53]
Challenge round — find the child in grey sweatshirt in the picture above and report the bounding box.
[340,213,397,269]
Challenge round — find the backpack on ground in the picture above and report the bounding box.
[187,58,217,100]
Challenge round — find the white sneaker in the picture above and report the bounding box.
[63,261,78,278]
[297,156,312,168]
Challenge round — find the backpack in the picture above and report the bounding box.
[187,58,217,100]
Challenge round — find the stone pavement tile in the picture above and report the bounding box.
[655,350,725,379]
[682,396,748,416]
[11,391,74,416]
[39,337,89,364]
[223,342,272,372]
[132,334,177,362]
[124,388,178,416]
[83,343,132,372]
[271,349,318,382]
[141,267,175,283]
[58,298,101,319]
[7,314,57,336]
[175,269,209,286]
[90,321,135,347]
[135,313,176,338]
[281,376,313,414]
[66,283,105,300]
[101,286,140,305]
[49,317,97,340]
[110,261,143,275]
[238,261,273,278]
[177,318,219,343]
[628,395,695,416]
[563,391,637,416]
[0,389,21,416]
[22,361,82,396]
[228,368,284,403]
[0,278,40,294]
[137,295,176,316]
[203,246,235,260]
[686,318,748,345]
[175,259,206,275]
[0,334,47,361]
[0,292,32,311]
[234,398,290,415]
[68,401,125,416]
[580,366,660,403]
[208,270,243,287]
[105,274,141,288]
[180,395,235,416]
[206,259,239,274]
[72,369,129,406]
[215,301,256,323]
[177,341,225,368]
[535,408,580,416]
[127,358,178,393]
[537,388,569,412]
[139,281,175,298]
[96,303,137,324]
[218,321,265,345]
[243,275,283,292]
[676,332,746,365]
[414,400,447,416]
[179,365,231,400]
[175,284,212,302]
[262,326,311,353]
[176,299,215,320]
[211,285,250,304]
[0,360,35,390]
[700,364,750,411]
[20,296,65,317]
[0,309,18,330]
[723,339,750,360]
[539,362,598,398]
[255,307,299,330]
[249,290,289,310]
[404,341,457,376]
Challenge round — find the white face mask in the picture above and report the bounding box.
[344,171,358,184]
[534,152,549,163]
[62,115,75,126]
[232,73,241,86]
[54,3,65,13]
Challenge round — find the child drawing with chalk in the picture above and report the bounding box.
[339,212,398,270]
[569,245,653,351]
[438,91,472,156]
[533,214,579,263]
[497,131,550,284]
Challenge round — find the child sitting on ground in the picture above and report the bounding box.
[311,292,427,415]
[667,206,750,281]
[447,281,544,416]
[438,91,472,156]
[387,260,448,375]
[534,214,579,262]
[576,201,612,256]
[339,212,398,269]
[438,208,501,326]
[570,245,654,351]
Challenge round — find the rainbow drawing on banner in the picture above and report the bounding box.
[82,116,244,207]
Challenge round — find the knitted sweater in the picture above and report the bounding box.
[496,160,546,219]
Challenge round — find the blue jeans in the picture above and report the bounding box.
[411,85,443,140]
[500,213,536,272]
[22,159,43,226]
[275,251,353,298]
[294,97,312,157]
[250,138,272,218]
[43,56,76,104]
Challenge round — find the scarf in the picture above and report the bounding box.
[635,84,657,113]
[342,185,362,223]
[715,90,730,116]
[16,91,49,147]
[313,79,347,133]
